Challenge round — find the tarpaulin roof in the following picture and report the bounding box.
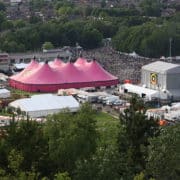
[74,57,88,66]
[9,94,80,117]
[142,61,180,74]
[12,59,39,80]
[84,60,117,81]
[9,57,119,92]
[18,62,64,84]
[60,62,87,82]
[49,57,65,68]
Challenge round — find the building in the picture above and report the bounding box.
[10,0,22,6]
[0,53,10,72]
[9,57,119,92]
[0,89,11,98]
[119,83,167,101]
[9,94,80,118]
[141,61,180,101]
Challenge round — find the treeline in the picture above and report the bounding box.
[0,19,103,52]
[0,98,179,179]
[0,0,180,57]
[112,19,180,58]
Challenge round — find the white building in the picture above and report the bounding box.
[0,53,10,72]
[119,83,168,101]
[10,0,22,6]
[141,61,180,101]
[0,89,11,98]
[9,94,80,118]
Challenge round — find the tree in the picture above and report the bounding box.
[0,1,6,12]
[29,15,42,24]
[54,172,71,180]
[57,6,73,17]
[1,21,13,31]
[0,11,6,30]
[0,149,40,179]
[81,28,103,49]
[74,110,129,180]
[88,20,117,38]
[2,41,19,53]
[13,20,27,29]
[7,149,24,176]
[140,0,162,17]
[112,21,180,58]
[134,172,146,180]
[63,21,83,46]
[146,124,180,180]
[118,95,159,174]
[2,120,49,176]
[101,0,106,8]
[42,41,54,50]
[44,103,98,174]
[74,144,129,180]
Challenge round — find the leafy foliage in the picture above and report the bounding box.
[146,124,180,180]
[140,0,162,17]
[0,97,179,179]
[44,103,98,174]
[118,95,159,174]
[113,20,180,57]
[42,41,54,50]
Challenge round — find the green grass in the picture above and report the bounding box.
[10,88,42,98]
[95,112,119,147]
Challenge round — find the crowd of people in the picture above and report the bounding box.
[83,46,171,84]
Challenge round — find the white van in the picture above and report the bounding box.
[76,94,88,103]
[105,96,119,105]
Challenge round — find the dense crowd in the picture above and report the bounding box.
[83,47,174,84]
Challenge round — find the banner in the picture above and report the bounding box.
[150,73,158,85]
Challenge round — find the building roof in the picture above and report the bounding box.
[121,83,168,100]
[74,57,88,66]
[142,61,180,74]
[9,57,119,92]
[9,94,80,117]
[122,83,159,96]
[14,63,28,70]
[49,57,65,68]
[0,89,11,98]
[19,63,63,84]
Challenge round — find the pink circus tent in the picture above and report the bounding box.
[12,58,39,80]
[9,57,119,92]
[83,60,116,81]
[49,56,65,68]
[74,57,88,66]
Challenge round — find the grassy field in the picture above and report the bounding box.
[95,111,119,146]
[10,88,39,96]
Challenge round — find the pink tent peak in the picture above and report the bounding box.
[84,60,117,81]
[61,62,87,82]
[10,58,39,81]
[19,62,63,84]
[74,57,88,66]
[26,59,39,70]
[9,57,119,92]
[50,57,65,68]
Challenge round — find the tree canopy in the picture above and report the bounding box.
[146,124,180,180]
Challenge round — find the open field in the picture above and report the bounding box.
[95,112,119,146]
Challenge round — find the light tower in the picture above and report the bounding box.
[169,37,172,62]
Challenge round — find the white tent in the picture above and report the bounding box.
[14,63,28,70]
[129,51,139,57]
[161,105,171,111]
[0,89,11,98]
[120,84,167,100]
[171,102,180,109]
[0,73,8,81]
[9,94,80,118]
